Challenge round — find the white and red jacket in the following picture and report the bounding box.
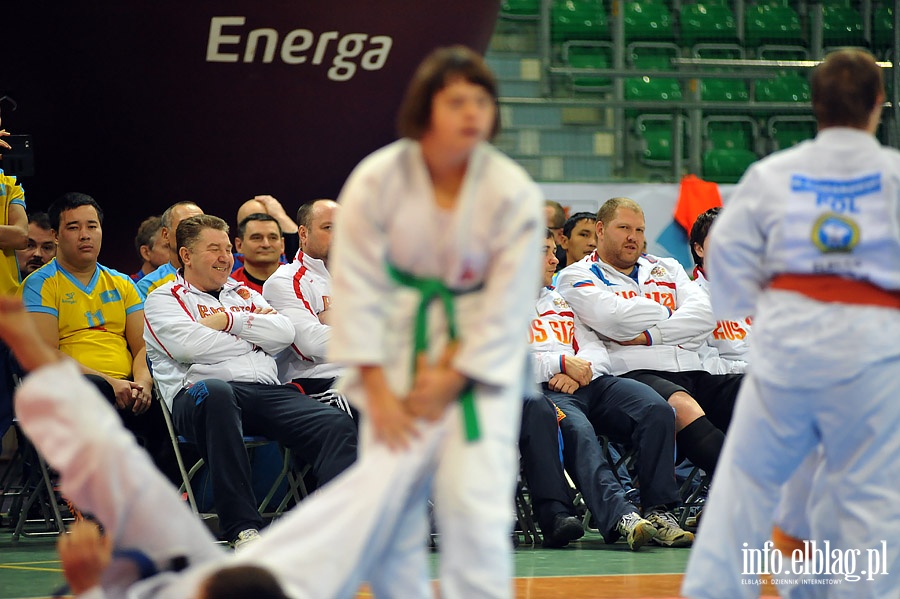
[556,251,715,375]
[693,268,752,374]
[143,272,294,409]
[529,286,612,384]
[263,250,342,382]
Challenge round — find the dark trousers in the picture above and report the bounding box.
[172,379,358,541]
[518,395,576,533]
[85,374,177,484]
[548,376,680,541]
[622,370,743,434]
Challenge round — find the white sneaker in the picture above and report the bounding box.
[616,512,657,551]
[232,528,261,551]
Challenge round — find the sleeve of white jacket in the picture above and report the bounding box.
[645,265,715,347]
[328,167,392,365]
[530,351,565,384]
[453,185,544,387]
[556,268,670,341]
[706,166,769,320]
[224,290,294,354]
[573,315,613,379]
[144,291,289,364]
[264,277,330,360]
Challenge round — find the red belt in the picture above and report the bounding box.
[769,274,900,309]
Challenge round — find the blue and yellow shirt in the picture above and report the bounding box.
[0,169,27,295]
[136,262,176,299]
[22,259,143,379]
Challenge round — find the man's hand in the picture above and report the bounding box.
[405,346,467,421]
[616,332,650,346]
[317,308,332,326]
[252,306,275,315]
[253,195,298,230]
[129,376,153,415]
[562,356,593,386]
[108,377,137,410]
[361,365,418,451]
[0,117,9,159]
[548,373,580,394]
[57,521,112,595]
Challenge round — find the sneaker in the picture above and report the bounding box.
[616,512,657,551]
[232,528,261,551]
[542,513,585,548]
[646,510,694,547]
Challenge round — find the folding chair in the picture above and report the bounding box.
[513,473,542,546]
[4,422,72,540]
[156,383,308,531]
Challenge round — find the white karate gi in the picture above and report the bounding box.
[682,128,900,598]
[323,138,543,598]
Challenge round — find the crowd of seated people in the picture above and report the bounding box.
[1,169,747,555]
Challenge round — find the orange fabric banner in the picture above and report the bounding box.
[674,174,723,231]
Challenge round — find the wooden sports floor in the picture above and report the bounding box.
[0,530,778,598]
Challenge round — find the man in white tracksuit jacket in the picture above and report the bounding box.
[263,199,343,393]
[682,49,900,598]
[556,198,742,479]
[143,214,356,547]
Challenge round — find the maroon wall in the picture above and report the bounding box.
[3,2,500,271]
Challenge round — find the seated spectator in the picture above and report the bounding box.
[136,201,203,298]
[0,161,28,295]
[533,229,692,549]
[143,214,357,548]
[20,192,171,474]
[559,211,597,269]
[263,199,341,392]
[232,213,284,293]
[689,207,752,374]
[16,212,56,279]
[234,195,299,269]
[545,199,568,269]
[518,393,583,548]
[557,197,742,479]
[130,215,168,282]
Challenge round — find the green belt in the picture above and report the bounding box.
[387,263,480,442]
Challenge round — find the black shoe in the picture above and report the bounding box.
[542,514,585,548]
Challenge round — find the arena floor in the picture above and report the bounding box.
[0,530,778,598]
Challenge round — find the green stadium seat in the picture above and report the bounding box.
[702,78,749,102]
[702,148,758,183]
[744,4,803,47]
[500,0,541,19]
[703,117,758,182]
[564,42,613,90]
[754,71,811,104]
[552,0,608,43]
[635,115,684,165]
[873,5,893,52]
[680,3,738,46]
[625,43,682,118]
[768,116,816,151]
[693,44,748,105]
[820,4,865,47]
[624,1,674,41]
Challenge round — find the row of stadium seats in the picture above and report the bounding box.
[563,42,812,105]
[502,0,893,50]
[634,114,816,182]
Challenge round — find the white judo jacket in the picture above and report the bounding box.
[556,251,714,375]
[143,272,295,409]
[328,139,544,407]
[263,250,343,382]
